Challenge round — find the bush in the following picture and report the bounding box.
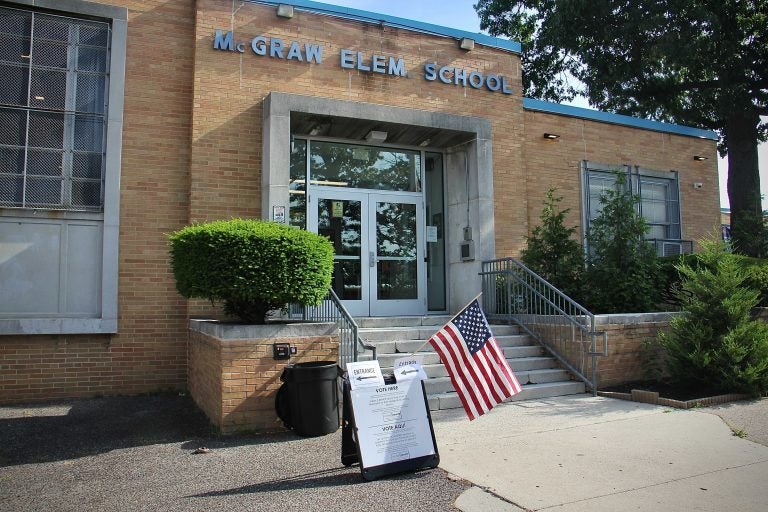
[520,188,584,300]
[168,219,334,324]
[659,239,768,395]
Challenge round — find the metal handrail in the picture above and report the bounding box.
[288,289,376,368]
[480,257,607,394]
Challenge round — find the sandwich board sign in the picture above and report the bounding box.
[341,361,439,481]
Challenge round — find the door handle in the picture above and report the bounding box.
[369,251,376,268]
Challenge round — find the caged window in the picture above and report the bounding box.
[0,6,109,211]
[583,163,681,252]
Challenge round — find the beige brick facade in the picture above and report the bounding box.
[0,0,720,404]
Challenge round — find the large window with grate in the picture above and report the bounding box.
[0,0,126,335]
[0,5,109,211]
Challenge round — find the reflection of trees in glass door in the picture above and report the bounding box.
[309,189,424,317]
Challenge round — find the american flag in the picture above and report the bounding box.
[428,299,522,420]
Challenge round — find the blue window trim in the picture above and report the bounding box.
[248,0,521,54]
[523,98,718,140]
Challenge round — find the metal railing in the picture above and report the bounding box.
[480,258,607,395]
[288,288,376,368]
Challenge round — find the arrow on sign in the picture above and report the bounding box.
[356,375,378,381]
[399,369,419,375]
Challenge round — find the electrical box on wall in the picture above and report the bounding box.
[273,343,291,360]
[460,240,475,261]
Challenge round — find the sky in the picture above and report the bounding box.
[320,0,768,210]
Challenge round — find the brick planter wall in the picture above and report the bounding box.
[188,320,339,434]
[594,313,677,388]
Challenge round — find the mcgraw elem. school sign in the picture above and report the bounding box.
[213,30,514,95]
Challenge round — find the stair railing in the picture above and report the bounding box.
[288,288,376,368]
[480,258,607,395]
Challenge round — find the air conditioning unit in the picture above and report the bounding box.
[662,241,683,257]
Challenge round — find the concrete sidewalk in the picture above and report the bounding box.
[432,395,768,512]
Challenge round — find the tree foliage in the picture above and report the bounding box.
[583,174,660,313]
[476,0,768,256]
[659,239,768,395]
[168,219,334,324]
[520,188,583,299]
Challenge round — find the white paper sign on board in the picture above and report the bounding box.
[393,355,428,382]
[346,360,385,390]
[350,380,436,468]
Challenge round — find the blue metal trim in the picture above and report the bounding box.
[523,98,718,140]
[248,0,521,54]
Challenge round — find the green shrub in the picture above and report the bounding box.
[520,188,584,300]
[659,239,768,395]
[583,173,660,313]
[168,219,334,324]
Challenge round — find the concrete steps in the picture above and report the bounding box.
[353,316,586,412]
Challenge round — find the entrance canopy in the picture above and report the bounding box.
[290,111,476,149]
[263,92,496,314]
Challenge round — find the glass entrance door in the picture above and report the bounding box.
[309,189,425,317]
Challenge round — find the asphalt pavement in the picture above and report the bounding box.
[1,393,766,512]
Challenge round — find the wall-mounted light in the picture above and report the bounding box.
[693,155,708,161]
[365,130,388,143]
[543,133,560,140]
[459,38,475,51]
[276,4,295,18]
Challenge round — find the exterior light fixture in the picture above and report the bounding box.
[693,155,708,161]
[276,4,295,18]
[418,138,431,147]
[543,133,560,140]
[365,130,388,143]
[459,38,475,51]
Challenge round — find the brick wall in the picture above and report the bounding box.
[522,110,720,252]
[188,322,339,434]
[594,314,674,388]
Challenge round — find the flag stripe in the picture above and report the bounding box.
[474,347,507,403]
[438,328,488,417]
[430,331,479,420]
[486,340,522,394]
[444,325,497,410]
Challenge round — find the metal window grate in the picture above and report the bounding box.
[0,6,109,212]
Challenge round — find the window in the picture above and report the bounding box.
[0,6,109,210]
[0,1,126,335]
[582,162,683,254]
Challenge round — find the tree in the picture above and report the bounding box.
[659,239,768,395]
[583,174,660,313]
[476,0,768,256]
[520,188,583,299]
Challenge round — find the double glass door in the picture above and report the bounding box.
[309,189,425,317]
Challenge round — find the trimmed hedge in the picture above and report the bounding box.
[168,219,334,323]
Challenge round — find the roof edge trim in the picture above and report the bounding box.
[523,98,719,140]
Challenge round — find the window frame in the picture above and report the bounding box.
[581,161,682,252]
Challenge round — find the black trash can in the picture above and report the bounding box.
[276,361,341,437]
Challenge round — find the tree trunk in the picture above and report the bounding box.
[725,110,764,256]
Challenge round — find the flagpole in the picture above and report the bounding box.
[407,292,483,357]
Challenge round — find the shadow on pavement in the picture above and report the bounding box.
[0,394,219,466]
